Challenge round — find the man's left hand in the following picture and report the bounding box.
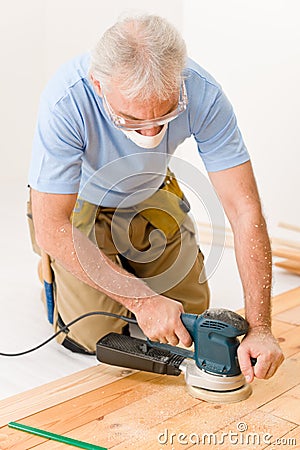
[237,327,284,383]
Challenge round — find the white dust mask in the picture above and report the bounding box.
[121,123,168,149]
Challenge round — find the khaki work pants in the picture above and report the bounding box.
[27,188,210,353]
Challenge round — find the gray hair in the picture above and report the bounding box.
[90,14,187,101]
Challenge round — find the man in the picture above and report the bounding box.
[28,14,283,383]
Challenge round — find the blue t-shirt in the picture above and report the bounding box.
[29,53,250,207]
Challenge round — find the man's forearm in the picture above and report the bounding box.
[209,162,284,379]
[38,219,156,314]
[233,214,272,330]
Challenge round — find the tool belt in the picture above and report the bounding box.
[72,169,190,239]
[134,169,190,238]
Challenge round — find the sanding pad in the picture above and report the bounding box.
[186,382,252,404]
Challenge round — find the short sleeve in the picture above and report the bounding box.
[28,95,85,194]
[191,87,250,172]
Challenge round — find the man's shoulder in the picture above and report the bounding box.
[41,53,91,110]
[185,57,221,91]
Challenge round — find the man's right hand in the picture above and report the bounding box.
[133,295,192,347]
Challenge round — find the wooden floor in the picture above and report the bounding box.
[0,287,299,449]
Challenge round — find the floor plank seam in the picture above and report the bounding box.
[268,413,299,428]
[257,383,300,411]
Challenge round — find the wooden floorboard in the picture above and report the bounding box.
[260,384,300,425]
[274,305,300,325]
[0,365,136,428]
[0,288,299,449]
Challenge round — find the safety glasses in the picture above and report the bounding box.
[102,79,188,131]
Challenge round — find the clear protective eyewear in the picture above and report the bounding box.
[102,79,188,131]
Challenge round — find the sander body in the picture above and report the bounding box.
[96,308,254,403]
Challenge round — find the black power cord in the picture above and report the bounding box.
[0,311,137,357]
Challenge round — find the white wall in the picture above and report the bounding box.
[181,0,300,230]
[0,2,45,184]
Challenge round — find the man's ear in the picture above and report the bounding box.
[90,73,102,97]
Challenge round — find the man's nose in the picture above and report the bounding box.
[138,126,163,136]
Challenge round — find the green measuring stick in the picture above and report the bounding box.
[8,422,107,450]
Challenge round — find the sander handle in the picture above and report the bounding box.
[181,310,249,338]
[96,333,186,375]
[180,310,250,376]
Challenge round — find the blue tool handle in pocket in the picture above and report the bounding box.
[41,251,54,325]
[44,280,54,324]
